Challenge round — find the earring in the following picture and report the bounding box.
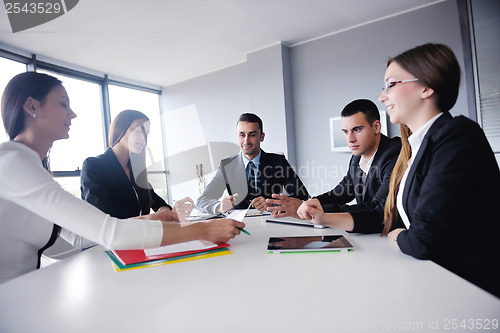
[32,113,37,119]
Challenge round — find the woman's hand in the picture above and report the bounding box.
[172,197,195,222]
[202,219,245,244]
[136,209,179,222]
[158,218,245,246]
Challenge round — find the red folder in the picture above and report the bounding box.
[112,243,230,266]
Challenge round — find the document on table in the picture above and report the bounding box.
[226,207,270,221]
[245,208,271,216]
[225,209,247,222]
[144,240,217,257]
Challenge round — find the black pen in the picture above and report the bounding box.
[220,162,233,195]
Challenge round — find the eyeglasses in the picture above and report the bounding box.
[382,78,419,93]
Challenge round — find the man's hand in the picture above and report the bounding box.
[297,198,325,225]
[218,193,238,213]
[251,196,268,212]
[265,194,302,218]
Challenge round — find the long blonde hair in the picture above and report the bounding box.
[382,124,412,235]
[381,43,460,235]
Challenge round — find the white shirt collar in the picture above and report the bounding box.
[242,150,261,169]
[359,148,377,175]
[408,113,443,159]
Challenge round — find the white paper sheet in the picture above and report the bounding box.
[225,208,248,222]
[144,240,217,257]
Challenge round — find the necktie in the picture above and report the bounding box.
[247,161,257,195]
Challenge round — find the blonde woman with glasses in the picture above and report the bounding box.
[378,43,500,298]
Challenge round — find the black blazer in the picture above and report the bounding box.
[397,112,500,297]
[315,134,402,233]
[80,148,170,219]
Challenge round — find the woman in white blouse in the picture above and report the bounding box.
[0,72,244,283]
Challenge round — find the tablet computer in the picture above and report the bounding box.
[267,235,353,253]
[265,216,327,228]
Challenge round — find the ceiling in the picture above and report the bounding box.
[0,0,443,88]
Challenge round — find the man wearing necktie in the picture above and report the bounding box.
[267,99,402,234]
[197,113,309,214]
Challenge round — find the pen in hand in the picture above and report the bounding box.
[237,227,251,236]
[235,202,252,235]
[223,201,252,235]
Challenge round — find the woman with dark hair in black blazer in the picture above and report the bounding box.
[378,43,500,298]
[81,110,190,220]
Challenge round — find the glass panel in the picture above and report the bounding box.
[53,176,81,198]
[37,70,105,173]
[108,85,168,201]
[0,58,27,142]
[471,0,500,152]
[148,172,169,201]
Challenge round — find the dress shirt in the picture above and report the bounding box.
[242,151,260,186]
[397,113,443,228]
[359,149,377,184]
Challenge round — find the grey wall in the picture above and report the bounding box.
[162,0,469,199]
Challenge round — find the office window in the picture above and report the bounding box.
[108,85,168,201]
[37,70,104,196]
[37,70,105,171]
[0,57,26,142]
[470,0,500,154]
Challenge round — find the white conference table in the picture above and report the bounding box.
[0,216,499,333]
